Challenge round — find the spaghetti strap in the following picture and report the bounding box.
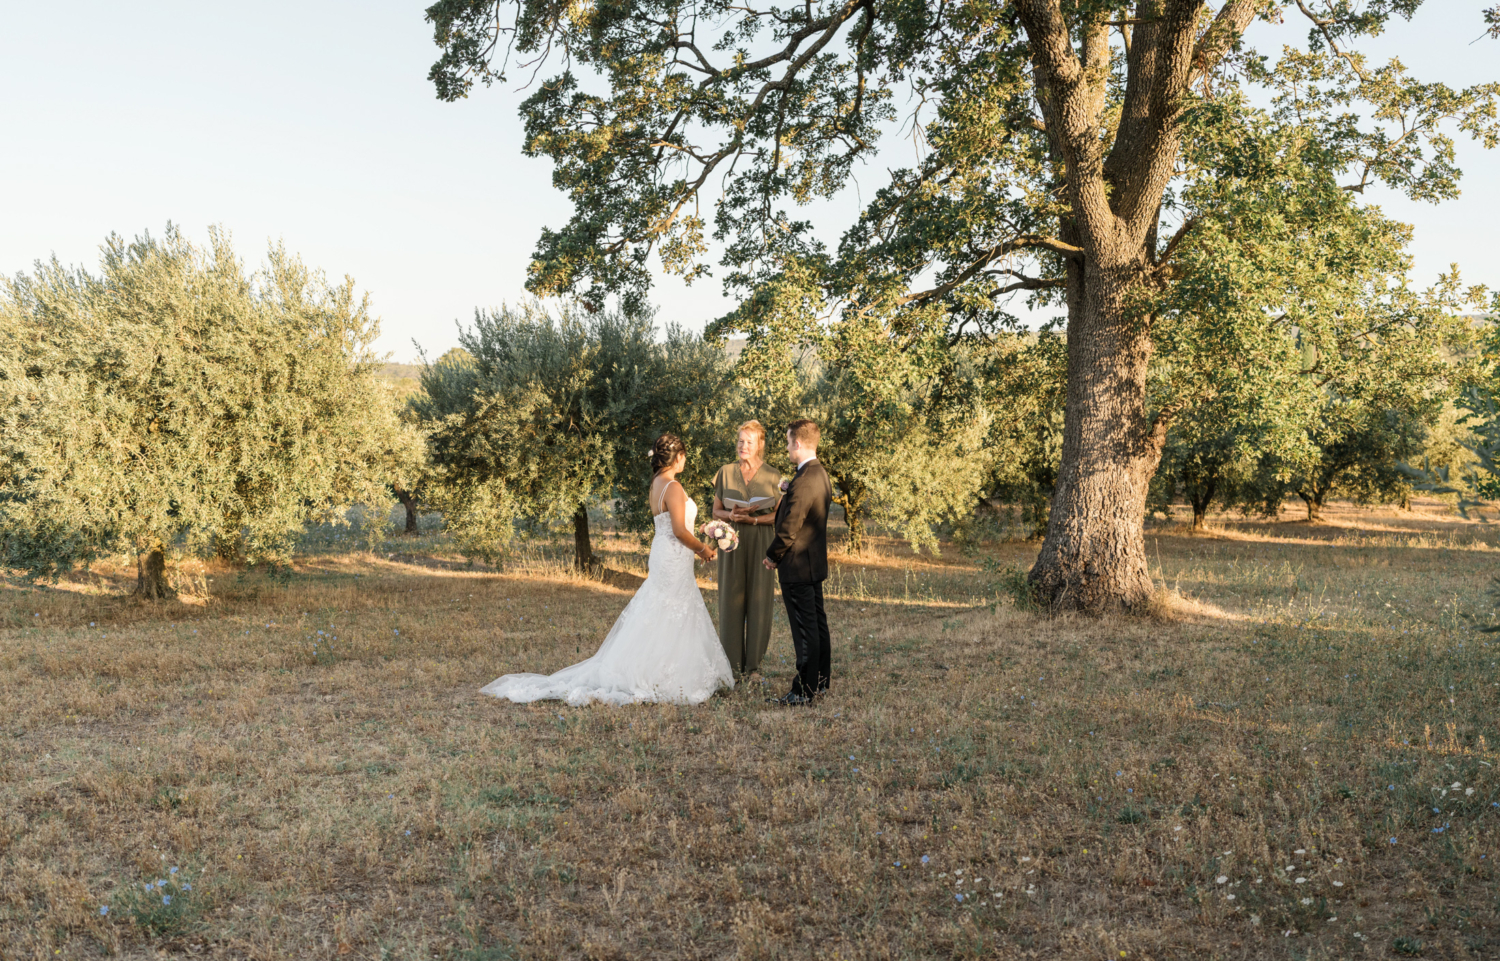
[653,478,680,516]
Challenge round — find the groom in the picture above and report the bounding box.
[762,419,833,705]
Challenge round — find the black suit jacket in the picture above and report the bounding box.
[766,458,832,584]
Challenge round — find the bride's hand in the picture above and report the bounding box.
[697,544,717,562]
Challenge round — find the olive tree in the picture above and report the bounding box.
[0,227,403,597]
[413,302,733,569]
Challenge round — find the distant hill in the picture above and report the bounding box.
[378,340,752,402]
[377,363,424,400]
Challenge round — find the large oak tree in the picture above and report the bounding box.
[425,0,1497,611]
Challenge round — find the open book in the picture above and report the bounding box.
[724,496,774,510]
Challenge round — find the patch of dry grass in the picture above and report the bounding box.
[2,500,1498,960]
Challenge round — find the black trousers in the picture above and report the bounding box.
[780,578,831,696]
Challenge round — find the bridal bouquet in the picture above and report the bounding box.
[701,519,739,552]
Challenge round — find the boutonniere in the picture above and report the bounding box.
[779,478,790,493]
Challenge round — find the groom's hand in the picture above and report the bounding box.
[762,557,776,570]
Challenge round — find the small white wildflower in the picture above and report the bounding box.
[1295,877,1307,884]
[1466,787,1476,796]
[1216,876,1228,884]
[1294,849,1306,854]
[1249,914,1261,926]
[1332,881,1344,887]
[1226,893,1236,901]
[1301,898,1313,905]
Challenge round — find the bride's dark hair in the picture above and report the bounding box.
[650,433,686,475]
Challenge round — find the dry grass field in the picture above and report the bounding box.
[2,500,1499,960]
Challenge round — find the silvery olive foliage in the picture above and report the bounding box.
[720,271,998,554]
[0,227,410,590]
[411,301,734,568]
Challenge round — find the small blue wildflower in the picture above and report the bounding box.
[1389,785,1395,790]
[182,883,192,892]
[955,893,964,902]
[405,830,411,836]
[1390,837,1398,845]
[921,855,930,864]
[170,867,178,874]
[100,906,109,916]
[162,895,171,906]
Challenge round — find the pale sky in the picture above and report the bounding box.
[1,1,1495,362]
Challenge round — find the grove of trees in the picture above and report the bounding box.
[0,227,419,597]
[424,0,1499,611]
[0,221,1495,598]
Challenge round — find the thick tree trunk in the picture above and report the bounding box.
[395,485,419,534]
[133,543,175,600]
[1299,491,1324,522]
[572,504,597,572]
[1029,258,1163,614]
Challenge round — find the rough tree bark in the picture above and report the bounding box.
[133,542,175,600]
[1017,0,1252,612]
[395,485,419,534]
[1298,490,1326,522]
[1188,476,1217,531]
[1028,256,1164,611]
[837,482,868,555]
[572,504,598,572]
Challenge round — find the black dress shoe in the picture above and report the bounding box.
[768,692,814,706]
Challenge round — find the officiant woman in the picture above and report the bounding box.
[711,420,785,680]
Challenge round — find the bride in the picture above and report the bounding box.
[481,433,735,706]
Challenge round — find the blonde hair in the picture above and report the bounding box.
[736,419,767,453]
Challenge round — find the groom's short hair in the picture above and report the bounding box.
[787,419,820,448]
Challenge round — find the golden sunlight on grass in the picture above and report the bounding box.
[2,500,1498,959]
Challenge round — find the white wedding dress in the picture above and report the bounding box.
[481,485,734,706]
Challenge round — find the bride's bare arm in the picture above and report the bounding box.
[666,484,715,561]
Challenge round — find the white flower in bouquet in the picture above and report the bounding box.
[701,519,739,552]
